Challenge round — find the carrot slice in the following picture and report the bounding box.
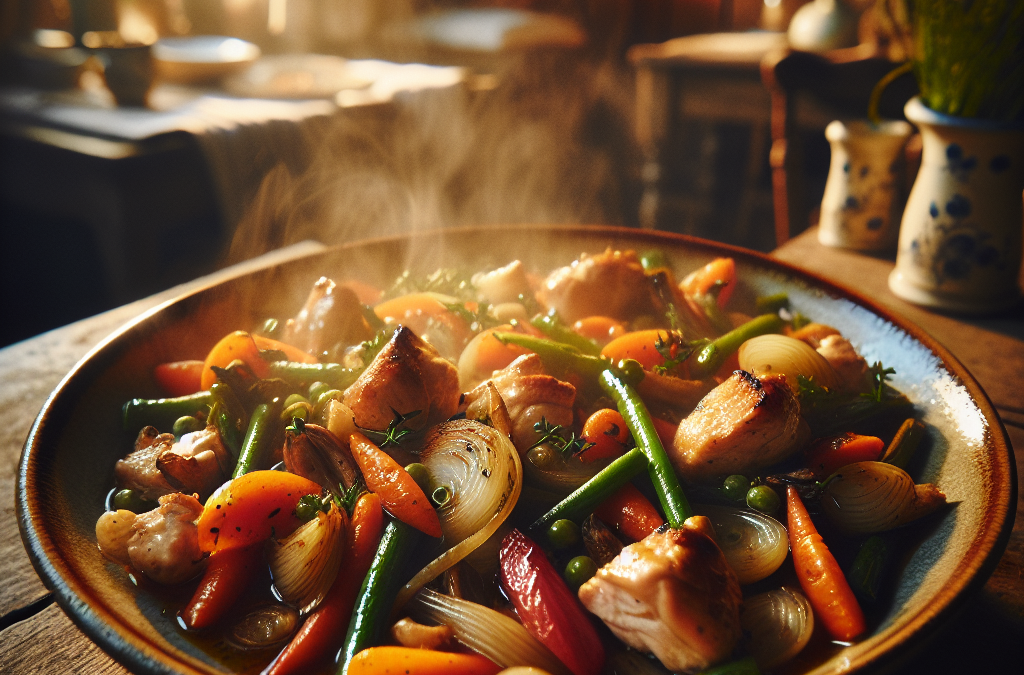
[579,408,630,463]
[594,482,664,542]
[349,432,442,538]
[347,646,501,675]
[680,257,736,309]
[805,433,885,479]
[200,331,316,390]
[572,316,626,345]
[787,486,865,640]
[153,360,204,397]
[601,329,677,372]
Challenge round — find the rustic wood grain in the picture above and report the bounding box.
[0,602,129,674]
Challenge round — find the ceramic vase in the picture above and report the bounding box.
[819,119,912,251]
[889,97,1024,313]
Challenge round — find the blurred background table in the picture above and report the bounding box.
[0,228,1020,672]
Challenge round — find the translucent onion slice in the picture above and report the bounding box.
[696,504,789,585]
[738,334,838,391]
[394,413,522,609]
[408,588,569,675]
[740,587,814,669]
[821,461,946,535]
[267,504,346,614]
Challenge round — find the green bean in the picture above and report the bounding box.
[339,520,421,675]
[492,332,644,386]
[211,403,243,459]
[688,313,785,380]
[530,448,647,533]
[848,535,890,602]
[267,361,361,390]
[530,314,602,355]
[121,391,212,433]
[600,370,693,527]
[755,292,790,314]
[232,401,281,477]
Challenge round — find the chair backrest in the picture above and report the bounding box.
[760,45,919,245]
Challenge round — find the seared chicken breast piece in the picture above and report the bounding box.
[537,249,661,324]
[283,276,374,356]
[671,371,804,482]
[123,493,206,585]
[115,426,233,502]
[816,334,871,394]
[578,517,742,673]
[344,326,460,433]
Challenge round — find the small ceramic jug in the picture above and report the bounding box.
[889,98,1024,313]
[819,119,912,251]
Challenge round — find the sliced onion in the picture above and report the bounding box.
[408,588,569,675]
[267,504,346,614]
[227,603,300,651]
[821,461,947,535]
[737,334,838,391]
[394,411,522,609]
[741,587,814,669]
[696,504,788,585]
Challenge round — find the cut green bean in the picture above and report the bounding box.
[122,390,212,432]
[848,535,890,602]
[232,401,281,477]
[530,448,647,533]
[268,361,361,390]
[530,314,602,355]
[600,370,692,527]
[755,292,790,314]
[492,332,644,387]
[689,313,785,379]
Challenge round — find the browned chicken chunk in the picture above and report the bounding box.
[283,277,374,357]
[537,249,661,323]
[816,334,871,394]
[462,354,575,456]
[344,326,460,432]
[125,493,206,585]
[115,426,233,502]
[578,517,742,673]
[670,371,804,482]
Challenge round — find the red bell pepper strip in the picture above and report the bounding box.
[593,483,664,542]
[263,492,385,675]
[499,529,605,675]
[153,360,205,397]
[179,542,263,630]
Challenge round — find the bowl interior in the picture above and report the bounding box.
[18,226,1014,675]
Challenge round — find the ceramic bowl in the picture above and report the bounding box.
[153,36,260,85]
[18,226,1015,674]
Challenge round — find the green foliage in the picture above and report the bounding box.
[529,417,595,457]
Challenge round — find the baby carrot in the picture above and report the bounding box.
[804,433,885,479]
[579,408,630,463]
[346,646,501,675]
[179,542,263,630]
[787,486,865,641]
[593,482,664,542]
[350,433,442,538]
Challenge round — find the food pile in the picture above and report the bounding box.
[95,249,945,675]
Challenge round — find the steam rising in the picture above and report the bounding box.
[227,56,637,264]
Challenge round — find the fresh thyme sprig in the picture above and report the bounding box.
[862,362,897,403]
[653,331,708,376]
[358,408,422,448]
[529,417,594,457]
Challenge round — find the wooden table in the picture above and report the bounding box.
[1,230,1020,672]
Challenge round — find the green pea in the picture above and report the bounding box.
[722,474,749,501]
[404,463,431,495]
[308,381,331,402]
[615,358,646,386]
[547,519,581,550]
[172,415,203,438]
[746,485,781,514]
[564,556,598,590]
[315,389,344,408]
[284,393,309,409]
[112,489,155,513]
[528,445,557,470]
[640,250,669,273]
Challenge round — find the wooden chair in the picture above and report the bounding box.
[760,45,919,245]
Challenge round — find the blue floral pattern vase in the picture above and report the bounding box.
[819,119,912,251]
[889,98,1024,313]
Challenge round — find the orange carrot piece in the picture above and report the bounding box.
[373,293,473,348]
[153,360,205,397]
[196,471,322,553]
[594,483,665,542]
[680,257,736,309]
[572,316,626,346]
[579,408,631,463]
[460,326,530,382]
[264,492,385,675]
[347,646,501,675]
[179,542,263,629]
[787,486,865,641]
[200,331,315,390]
[349,432,442,538]
[805,433,885,479]
[601,329,677,372]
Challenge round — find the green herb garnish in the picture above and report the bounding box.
[529,417,595,457]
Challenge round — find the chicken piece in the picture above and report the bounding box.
[635,373,715,418]
[578,517,742,673]
[125,493,206,585]
[670,371,804,482]
[390,617,454,650]
[343,326,460,433]
[789,322,842,349]
[95,509,137,566]
[114,427,177,501]
[283,277,374,357]
[156,426,234,499]
[472,260,533,305]
[537,249,661,324]
[462,354,575,456]
[816,334,871,394]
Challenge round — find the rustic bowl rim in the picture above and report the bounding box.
[17,224,1016,675]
